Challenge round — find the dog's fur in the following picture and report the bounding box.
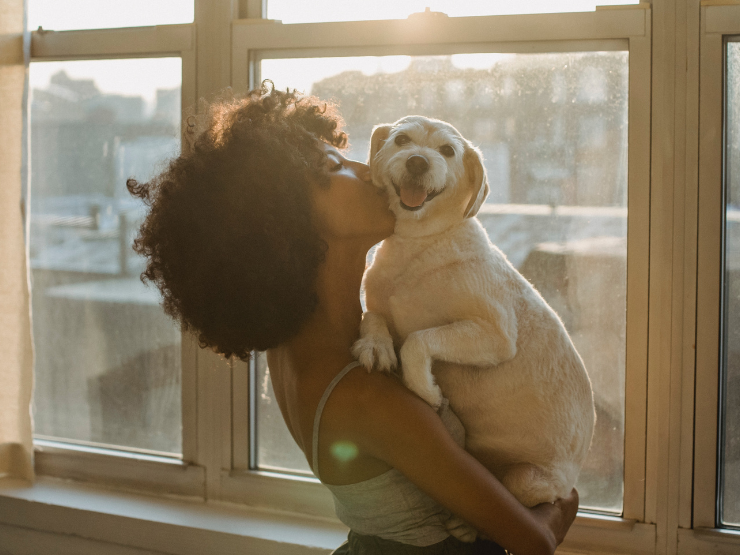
[353,116,596,509]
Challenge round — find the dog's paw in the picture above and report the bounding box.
[400,337,443,409]
[444,514,478,543]
[351,335,397,372]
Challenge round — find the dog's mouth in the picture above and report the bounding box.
[392,181,444,211]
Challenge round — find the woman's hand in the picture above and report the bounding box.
[531,488,580,549]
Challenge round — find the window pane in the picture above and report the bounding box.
[721,41,740,529]
[256,51,628,513]
[268,0,639,24]
[255,352,313,475]
[30,58,183,455]
[28,0,193,31]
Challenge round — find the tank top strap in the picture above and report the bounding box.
[312,360,362,480]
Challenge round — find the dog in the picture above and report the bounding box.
[352,116,595,511]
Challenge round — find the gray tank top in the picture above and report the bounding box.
[312,361,466,547]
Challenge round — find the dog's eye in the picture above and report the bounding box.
[439,145,455,157]
[394,134,411,146]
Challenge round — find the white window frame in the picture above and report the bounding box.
[2,1,740,554]
[27,22,203,498]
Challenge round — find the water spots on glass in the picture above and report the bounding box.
[261,367,272,403]
[29,58,184,455]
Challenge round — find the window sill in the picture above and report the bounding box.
[561,513,655,554]
[34,441,206,499]
[0,477,348,554]
[0,475,663,555]
[677,527,740,555]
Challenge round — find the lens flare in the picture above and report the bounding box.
[331,441,359,462]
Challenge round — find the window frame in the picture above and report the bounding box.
[27,22,202,498]
[696,0,740,534]
[226,4,653,539]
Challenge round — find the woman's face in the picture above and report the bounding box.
[312,141,396,243]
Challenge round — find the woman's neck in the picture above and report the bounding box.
[280,238,372,369]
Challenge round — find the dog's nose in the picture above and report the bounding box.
[405,155,429,175]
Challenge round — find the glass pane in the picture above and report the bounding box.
[255,352,313,475]
[256,51,628,513]
[30,58,183,455]
[28,0,193,31]
[721,41,740,528]
[268,0,639,24]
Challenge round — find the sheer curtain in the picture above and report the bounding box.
[0,0,34,482]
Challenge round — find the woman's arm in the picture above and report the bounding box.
[331,369,579,555]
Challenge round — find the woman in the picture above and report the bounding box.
[128,83,579,555]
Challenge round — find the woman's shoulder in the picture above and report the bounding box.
[322,366,455,460]
[311,363,433,484]
[329,366,427,419]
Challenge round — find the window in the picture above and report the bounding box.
[25,15,199,495]
[257,50,630,513]
[4,2,739,554]
[232,7,652,530]
[30,58,184,456]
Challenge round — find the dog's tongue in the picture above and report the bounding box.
[400,183,428,207]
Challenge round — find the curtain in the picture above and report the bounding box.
[0,0,34,482]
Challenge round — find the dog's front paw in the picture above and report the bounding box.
[351,335,397,373]
[400,336,443,409]
[444,514,478,543]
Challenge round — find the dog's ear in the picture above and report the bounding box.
[463,145,489,218]
[369,124,392,164]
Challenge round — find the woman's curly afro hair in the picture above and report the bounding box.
[128,82,347,361]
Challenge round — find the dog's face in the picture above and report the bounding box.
[369,116,489,231]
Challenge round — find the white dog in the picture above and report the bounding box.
[352,116,595,509]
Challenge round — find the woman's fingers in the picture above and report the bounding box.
[552,488,580,545]
[530,487,580,548]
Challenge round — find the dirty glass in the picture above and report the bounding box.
[255,352,313,475]
[29,58,183,455]
[721,40,740,528]
[254,51,629,514]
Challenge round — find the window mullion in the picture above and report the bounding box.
[695,4,725,530]
[192,0,238,502]
[622,11,652,523]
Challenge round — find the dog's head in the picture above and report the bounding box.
[369,116,489,232]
